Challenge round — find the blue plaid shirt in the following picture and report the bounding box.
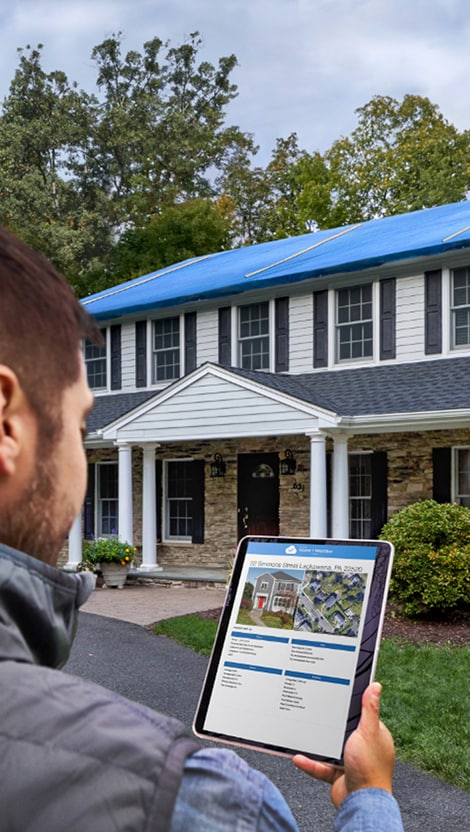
[171,748,404,831]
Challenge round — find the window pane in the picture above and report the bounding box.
[153,317,180,381]
[336,285,373,362]
[97,463,118,536]
[452,268,470,348]
[456,449,470,504]
[239,302,270,370]
[453,269,470,306]
[167,461,193,539]
[349,455,372,539]
[84,329,106,389]
[454,308,470,346]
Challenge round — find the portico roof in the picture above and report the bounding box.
[86,356,470,444]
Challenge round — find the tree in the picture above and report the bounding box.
[84,32,253,226]
[256,134,307,240]
[218,133,308,245]
[0,34,254,294]
[298,94,470,227]
[0,45,112,289]
[113,198,232,282]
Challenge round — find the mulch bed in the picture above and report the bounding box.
[195,603,470,647]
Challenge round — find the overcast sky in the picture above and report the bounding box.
[1,0,469,164]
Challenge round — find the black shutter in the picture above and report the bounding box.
[313,290,328,368]
[155,460,162,542]
[191,460,205,544]
[185,311,197,374]
[380,279,396,360]
[275,297,289,372]
[84,463,95,539]
[432,447,451,502]
[135,321,147,387]
[425,270,442,355]
[218,307,232,365]
[110,325,122,389]
[370,452,388,538]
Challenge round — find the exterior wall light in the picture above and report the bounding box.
[280,448,297,475]
[210,453,227,478]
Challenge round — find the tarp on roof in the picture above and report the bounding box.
[82,201,470,321]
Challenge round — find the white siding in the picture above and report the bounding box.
[289,293,313,373]
[197,309,219,366]
[396,275,424,362]
[121,322,136,390]
[113,375,318,442]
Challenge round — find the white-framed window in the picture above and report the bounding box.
[238,301,270,370]
[84,328,107,390]
[349,453,372,539]
[451,267,470,349]
[336,285,373,361]
[165,460,193,540]
[453,447,470,508]
[97,462,119,536]
[152,316,180,382]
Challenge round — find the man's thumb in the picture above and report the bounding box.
[359,682,382,734]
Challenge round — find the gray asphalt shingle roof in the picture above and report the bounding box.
[229,356,470,416]
[87,356,470,434]
[87,390,155,433]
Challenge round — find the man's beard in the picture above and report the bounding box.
[0,453,76,565]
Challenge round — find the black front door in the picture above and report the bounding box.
[237,453,280,539]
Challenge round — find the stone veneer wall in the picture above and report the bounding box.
[57,428,470,571]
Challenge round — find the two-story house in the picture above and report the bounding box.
[252,571,301,614]
[64,200,470,575]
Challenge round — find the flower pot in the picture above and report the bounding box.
[99,563,130,589]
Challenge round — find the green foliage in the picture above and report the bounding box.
[242,581,254,600]
[317,95,470,226]
[380,500,470,616]
[2,38,470,286]
[113,198,232,282]
[0,34,252,294]
[82,537,137,566]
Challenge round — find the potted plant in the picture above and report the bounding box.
[82,537,137,589]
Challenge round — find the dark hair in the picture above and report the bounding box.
[0,227,99,437]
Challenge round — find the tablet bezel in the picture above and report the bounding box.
[193,535,394,765]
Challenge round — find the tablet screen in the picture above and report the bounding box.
[193,536,394,764]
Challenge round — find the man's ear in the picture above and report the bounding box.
[0,365,27,477]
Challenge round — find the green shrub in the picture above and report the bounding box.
[380,500,470,617]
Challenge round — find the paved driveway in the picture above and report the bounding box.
[66,611,470,832]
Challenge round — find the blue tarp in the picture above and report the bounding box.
[82,201,470,321]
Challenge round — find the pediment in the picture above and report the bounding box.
[100,364,339,442]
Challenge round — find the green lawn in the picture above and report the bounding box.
[376,639,470,791]
[153,615,470,792]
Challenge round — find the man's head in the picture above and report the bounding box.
[0,227,99,563]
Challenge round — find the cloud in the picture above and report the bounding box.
[1,0,469,163]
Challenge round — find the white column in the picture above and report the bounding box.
[332,433,350,538]
[64,512,82,571]
[307,431,327,537]
[139,443,162,573]
[116,441,133,544]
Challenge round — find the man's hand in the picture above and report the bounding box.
[292,682,395,809]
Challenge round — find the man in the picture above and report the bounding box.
[0,226,404,831]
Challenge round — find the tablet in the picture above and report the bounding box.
[193,535,394,765]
